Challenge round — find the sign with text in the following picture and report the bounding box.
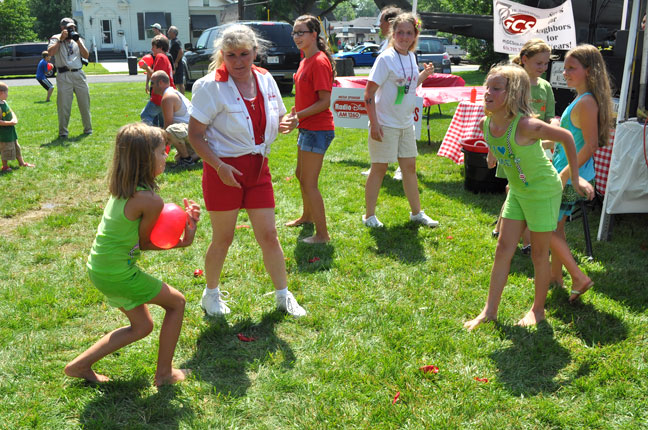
[331,87,424,139]
[492,0,576,54]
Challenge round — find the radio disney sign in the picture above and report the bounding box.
[331,87,424,139]
[493,0,576,54]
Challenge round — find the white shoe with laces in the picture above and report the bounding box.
[393,166,402,181]
[276,291,307,317]
[201,287,231,316]
[361,168,371,176]
[362,214,384,228]
[410,211,439,228]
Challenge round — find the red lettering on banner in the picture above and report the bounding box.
[333,101,367,116]
[414,107,419,122]
[503,14,536,35]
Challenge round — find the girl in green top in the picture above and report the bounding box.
[493,39,558,247]
[464,65,585,331]
[65,123,201,386]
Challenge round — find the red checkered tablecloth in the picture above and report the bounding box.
[438,101,485,164]
[438,101,616,194]
[593,129,615,195]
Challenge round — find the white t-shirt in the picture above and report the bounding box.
[368,47,418,129]
[164,87,191,124]
[190,67,286,158]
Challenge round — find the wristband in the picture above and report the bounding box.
[216,162,223,175]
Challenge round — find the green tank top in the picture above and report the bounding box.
[0,101,18,142]
[87,194,142,278]
[484,113,561,199]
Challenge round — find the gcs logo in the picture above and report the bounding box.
[503,14,537,34]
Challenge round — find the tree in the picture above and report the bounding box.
[0,0,37,45]
[334,2,357,20]
[261,0,349,22]
[28,0,71,41]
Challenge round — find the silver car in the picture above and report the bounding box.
[416,36,451,74]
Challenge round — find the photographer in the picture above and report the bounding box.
[48,17,92,139]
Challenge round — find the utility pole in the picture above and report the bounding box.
[238,0,244,20]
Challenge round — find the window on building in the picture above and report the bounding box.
[137,12,171,40]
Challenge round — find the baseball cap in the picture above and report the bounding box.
[150,23,162,31]
[60,18,75,27]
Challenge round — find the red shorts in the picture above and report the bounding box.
[202,154,275,211]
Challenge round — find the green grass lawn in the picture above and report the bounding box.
[1,75,647,429]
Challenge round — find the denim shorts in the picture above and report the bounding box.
[297,129,335,155]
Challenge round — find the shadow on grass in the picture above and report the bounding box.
[546,287,628,346]
[490,320,570,396]
[40,133,92,148]
[418,174,504,217]
[79,377,193,429]
[291,224,335,272]
[184,312,295,398]
[163,160,204,175]
[368,223,427,263]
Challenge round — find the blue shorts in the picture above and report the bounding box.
[297,129,334,155]
[37,78,54,91]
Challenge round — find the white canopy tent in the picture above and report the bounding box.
[597,0,648,240]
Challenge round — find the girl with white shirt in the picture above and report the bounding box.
[188,24,306,318]
[362,12,439,228]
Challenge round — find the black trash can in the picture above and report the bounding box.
[127,56,138,75]
[461,138,507,193]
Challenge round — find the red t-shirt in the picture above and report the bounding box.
[239,76,266,145]
[150,53,175,106]
[294,51,334,131]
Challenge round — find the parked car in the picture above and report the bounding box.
[416,36,452,74]
[333,44,380,67]
[0,42,56,77]
[183,21,300,93]
[437,37,467,65]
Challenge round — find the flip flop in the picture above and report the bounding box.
[569,280,594,302]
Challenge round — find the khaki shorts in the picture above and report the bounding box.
[368,125,418,163]
[0,141,18,161]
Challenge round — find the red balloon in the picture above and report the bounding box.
[150,203,187,249]
[138,54,154,69]
[47,63,53,71]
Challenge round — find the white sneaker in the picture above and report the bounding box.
[362,214,384,228]
[276,291,307,317]
[201,287,231,316]
[361,168,371,176]
[393,166,402,181]
[410,211,439,228]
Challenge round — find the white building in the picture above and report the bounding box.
[72,0,238,57]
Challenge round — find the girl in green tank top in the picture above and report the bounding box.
[66,123,201,387]
[464,65,586,332]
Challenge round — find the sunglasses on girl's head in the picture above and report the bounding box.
[291,30,313,37]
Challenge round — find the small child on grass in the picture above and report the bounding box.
[36,51,55,102]
[0,82,35,172]
[64,123,200,386]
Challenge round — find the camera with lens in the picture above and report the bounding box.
[66,24,80,42]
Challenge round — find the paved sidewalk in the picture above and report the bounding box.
[101,62,130,73]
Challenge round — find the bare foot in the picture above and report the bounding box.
[19,162,35,168]
[569,278,594,303]
[285,218,312,227]
[464,312,496,331]
[64,362,110,383]
[301,235,330,244]
[155,368,191,386]
[516,309,545,327]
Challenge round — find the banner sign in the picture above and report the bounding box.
[331,87,424,139]
[492,0,576,54]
